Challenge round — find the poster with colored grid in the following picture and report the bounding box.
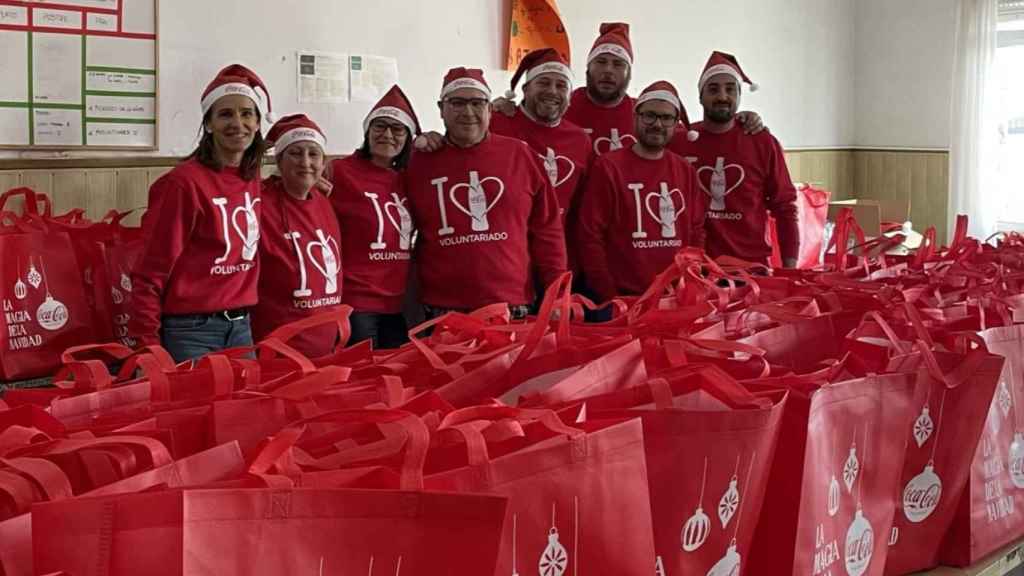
[0,0,157,149]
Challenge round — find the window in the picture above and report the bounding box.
[996,0,1024,226]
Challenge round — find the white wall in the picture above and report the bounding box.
[854,0,959,149]
[1,0,858,159]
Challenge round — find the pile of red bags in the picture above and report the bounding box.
[0,188,144,383]
[3,205,1024,575]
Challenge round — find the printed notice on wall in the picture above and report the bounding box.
[349,54,398,103]
[297,50,350,104]
[0,0,158,149]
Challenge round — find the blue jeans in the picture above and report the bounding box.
[160,312,253,364]
[348,312,408,350]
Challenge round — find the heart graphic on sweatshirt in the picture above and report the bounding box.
[305,229,340,295]
[539,148,575,188]
[229,192,262,261]
[384,193,414,250]
[593,129,636,155]
[449,171,505,232]
[697,158,745,211]
[644,187,686,239]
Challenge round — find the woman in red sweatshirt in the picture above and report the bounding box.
[252,115,343,357]
[329,85,420,349]
[128,64,273,363]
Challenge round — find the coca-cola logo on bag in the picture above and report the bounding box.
[902,466,942,524]
[36,295,69,331]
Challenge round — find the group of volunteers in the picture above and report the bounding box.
[126,22,800,363]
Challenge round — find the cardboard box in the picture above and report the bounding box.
[827,198,911,238]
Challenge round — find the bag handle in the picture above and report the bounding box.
[0,469,36,515]
[0,187,52,217]
[264,306,354,353]
[8,435,173,470]
[654,363,769,409]
[437,406,585,466]
[249,409,429,490]
[2,457,77,502]
[257,337,318,376]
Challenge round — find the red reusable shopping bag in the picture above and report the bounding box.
[582,365,786,576]
[789,373,916,576]
[882,342,1003,574]
[941,324,1024,566]
[0,223,93,381]
[424,406,657,576]
[768,184,830,270]
[33,410,509,576]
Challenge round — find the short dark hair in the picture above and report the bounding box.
[356,127,413,171]
[186,110,267,181]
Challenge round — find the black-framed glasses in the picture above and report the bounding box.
[638,111,679,126]
[443,97,489,111]
[369,120,408,136]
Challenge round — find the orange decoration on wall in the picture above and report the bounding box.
[506,0,570,71]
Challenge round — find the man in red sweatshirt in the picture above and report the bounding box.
[491,48,592,220]
[563,22,637,155]
[404,68,567,320]
[575,81,705,304]
[669,51,799,267]
[561,22,764,157]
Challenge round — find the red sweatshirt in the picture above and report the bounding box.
[329,155,413,314]
[129,159,261,346]
[489,108,593,216]
[251,177,343,357]
[575,147,706,302]
[563,88,636,155]
[404,133,567,309]
[670,123,799,264]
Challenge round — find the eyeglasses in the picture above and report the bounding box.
[443,97,490,112]
[369,121,408,136]
[638,111,679,126]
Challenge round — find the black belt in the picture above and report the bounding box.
[166,308,249,322]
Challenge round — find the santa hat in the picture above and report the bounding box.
[635,81,698,142]
[440,67,491,100]
[505,48,573,99]
[699,51,759,94]
[201,64,275,123]
[363,85,420,135]
[266,114,326,154]
[587,22,633,67]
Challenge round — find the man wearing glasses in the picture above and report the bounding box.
[404,67,567,320]
[575,81,705,305]
[670,52,799,268]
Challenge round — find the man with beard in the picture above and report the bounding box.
[404,67,567,320]
[670,51,798,267]
[557,22,764,156]
[491,48,592,220]
[575,81,705,304]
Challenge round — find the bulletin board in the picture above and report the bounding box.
[0,0,158,150]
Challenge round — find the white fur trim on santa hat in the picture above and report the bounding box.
[587,43,632,66]
[441,78,491,100]
[635,89,681,112]
[201,83,266,117]
[525,62,573,85]
[363,106,417,134]
[699,63,758,93]
[272,127,326,154]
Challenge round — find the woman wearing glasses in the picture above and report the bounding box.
[328,85,420,349]
[574,81,706,306]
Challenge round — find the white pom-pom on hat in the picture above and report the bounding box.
[687,130,699,142]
